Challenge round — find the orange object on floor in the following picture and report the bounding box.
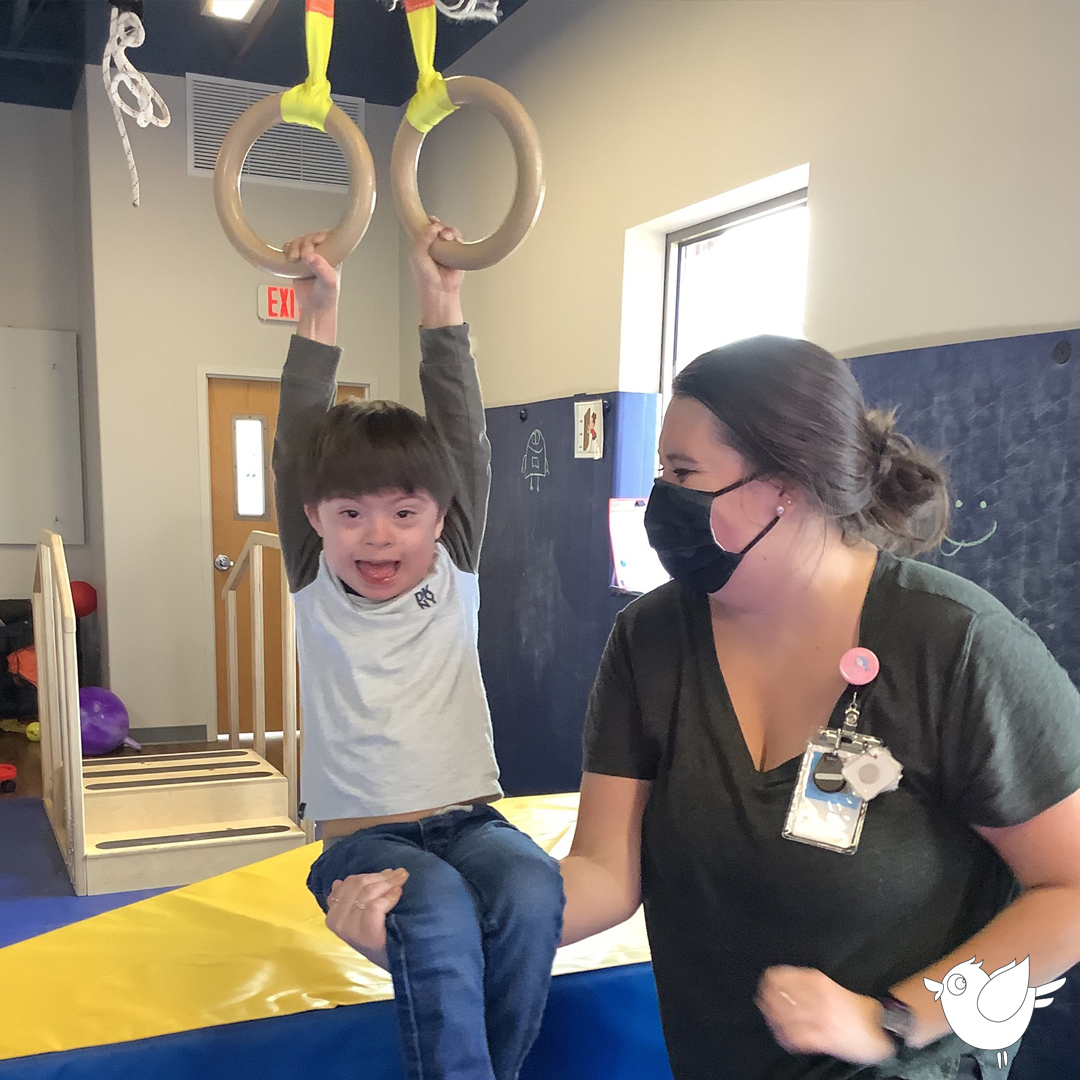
[7,646,36,688]
[0,763,16,793]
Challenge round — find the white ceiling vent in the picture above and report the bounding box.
[186,72,366,191]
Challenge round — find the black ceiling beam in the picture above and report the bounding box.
[232,0,280,64]
[6,0,30,48]
[6,0,46,49]
[0,47,83,66]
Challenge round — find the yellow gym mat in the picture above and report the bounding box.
[0,793,650,1061]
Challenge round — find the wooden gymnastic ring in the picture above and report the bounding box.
[213,94,377,278]
[391,76,544,271]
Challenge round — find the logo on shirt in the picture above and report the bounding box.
[414,586,437,610]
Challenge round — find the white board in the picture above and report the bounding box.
[0,327,84,545]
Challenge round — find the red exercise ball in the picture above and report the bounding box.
[70,581,98,618]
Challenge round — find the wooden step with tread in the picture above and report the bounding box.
[83,816,307,895]
[81,749,291,834]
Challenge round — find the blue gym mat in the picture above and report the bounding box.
[0,798,674,1080]
[2,797,1073,1079]
[0,963,671,1080]
[0,798,166,949]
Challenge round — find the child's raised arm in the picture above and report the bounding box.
[272,234,342,593]
[412,220,492,575]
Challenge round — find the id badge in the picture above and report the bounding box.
[782,737,868,854]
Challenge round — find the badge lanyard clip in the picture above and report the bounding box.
[833,692,883,753]
[781,648,902,854]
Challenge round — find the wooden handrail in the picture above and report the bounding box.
[32,528,307,895]
[281,555,299,825]
[42,530,77,631]
[221,530,280,598]
[221,530,302,827]
[35,530,87,894]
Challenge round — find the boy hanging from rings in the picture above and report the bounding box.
[274,220,565,1080]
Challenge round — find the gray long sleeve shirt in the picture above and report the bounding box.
[273,327,502,821]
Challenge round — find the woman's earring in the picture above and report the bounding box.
[776,505,785,516]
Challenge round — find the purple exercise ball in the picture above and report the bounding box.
[79,687,130,757]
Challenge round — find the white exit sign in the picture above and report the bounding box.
[258,284,300,323]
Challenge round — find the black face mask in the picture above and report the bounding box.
[643,477,781,594]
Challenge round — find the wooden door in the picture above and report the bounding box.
[208,376,367,737]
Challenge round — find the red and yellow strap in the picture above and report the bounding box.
[403,0,459,134]
[280,0,335,131]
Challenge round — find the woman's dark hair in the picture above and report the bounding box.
[298,398,457,513]
[672,336,950,556]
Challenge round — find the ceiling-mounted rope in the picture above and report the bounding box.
[381,0,500,23]
[101,2,170,207]
[434,0,500,21]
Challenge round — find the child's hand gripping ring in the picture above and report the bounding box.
[391,76,544,271]
[213,95,377,278]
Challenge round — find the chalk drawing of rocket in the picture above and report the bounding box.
[522,429,550,492]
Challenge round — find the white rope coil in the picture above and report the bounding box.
[383,0,500,23]
[102,6,171,207]
[437,0,500,21]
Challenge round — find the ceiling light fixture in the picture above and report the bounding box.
[201,0,264,23]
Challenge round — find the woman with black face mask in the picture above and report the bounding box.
[558,336,1080,1080]
[321,335,1080,1080]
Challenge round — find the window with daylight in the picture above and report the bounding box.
[661,188,810,398]
[233,415,268,519]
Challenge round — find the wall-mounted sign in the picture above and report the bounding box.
[574,399,604,459]
[258,284,299,323]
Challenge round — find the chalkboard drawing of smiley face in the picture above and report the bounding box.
[941,495,998,558]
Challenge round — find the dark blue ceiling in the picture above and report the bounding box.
[0,0,529,111]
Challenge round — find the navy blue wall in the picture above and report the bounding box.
[852,328,1079,686]
[481,331,1079,797]
[853,330,1080,1077]
[477,334,1078,1072]
[479,392,658,796]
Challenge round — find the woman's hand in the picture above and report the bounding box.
[756,966,896,1065]
[283,231,340,346]
[410,217,465,329]
[324,868,408,970]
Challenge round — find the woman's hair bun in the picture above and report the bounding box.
[672,336,951,557]
[858,408,950,555]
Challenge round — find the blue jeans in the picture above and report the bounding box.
[307,805,565,1080]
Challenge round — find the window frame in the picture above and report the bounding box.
[659,186,809,399]
[231,413,270,521]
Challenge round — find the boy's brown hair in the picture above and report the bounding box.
[298,398,457,513]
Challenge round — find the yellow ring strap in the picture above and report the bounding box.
[404,0,459,134]
[280,0,335,132]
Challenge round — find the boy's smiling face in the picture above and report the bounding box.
[305,489,446,601]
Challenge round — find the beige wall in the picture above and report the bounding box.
[399,0,1080,410]
[0,103,81,597]
[71,83,108,676]
[8,0,1080,729]
[79,70,401,733]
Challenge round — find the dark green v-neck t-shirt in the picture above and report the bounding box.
[583,551,1080,1080]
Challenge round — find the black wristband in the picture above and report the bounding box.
[878,1025,904,1057]
[874,993,916,1053]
